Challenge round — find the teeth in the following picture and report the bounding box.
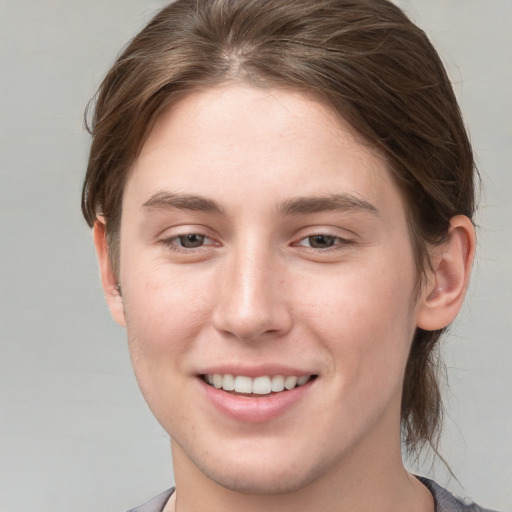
[297,375,310,386]
[253,376,272,395]
[271,375,285,392]
[234,375,252,393]
[213,374,223,389]
[222,374,235,391]
[204,374,312,394]
[284,376,297,390]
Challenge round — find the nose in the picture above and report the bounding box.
[212,245,293,342]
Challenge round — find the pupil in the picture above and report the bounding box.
[179,234,204,248]
[309,235,334,248]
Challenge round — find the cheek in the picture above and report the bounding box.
[121,263,214,366]
[303,260,417,382]
[120,265,215,423]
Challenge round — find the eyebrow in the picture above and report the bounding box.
[142,191,378,218]
[142,192,225,215]
[277,194,379,217]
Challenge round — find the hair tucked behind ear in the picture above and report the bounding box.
[401,328,445,456]
[82,0,477,455]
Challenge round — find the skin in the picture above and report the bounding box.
[94,84,475,512]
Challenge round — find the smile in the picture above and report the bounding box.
[203,374,315,395]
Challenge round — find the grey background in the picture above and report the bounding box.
[0,1,510,511]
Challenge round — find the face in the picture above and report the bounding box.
[107,85,428,494]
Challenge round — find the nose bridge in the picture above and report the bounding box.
[212,238,290,341]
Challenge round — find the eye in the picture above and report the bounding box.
[160,232,217,251]
[177,233,207,248]
[297,234,346,249]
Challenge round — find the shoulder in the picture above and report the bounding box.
[417,477,499,512]
[122,482,500,512]
[125,488,174,512]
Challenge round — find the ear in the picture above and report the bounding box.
[416,215,476,331]
[93,217,126,327]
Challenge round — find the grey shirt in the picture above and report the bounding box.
[126,477,497,512]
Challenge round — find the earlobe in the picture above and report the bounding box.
[93,218,126,327]
[416,215,476,331]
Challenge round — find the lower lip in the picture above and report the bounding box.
[200,378,314,423]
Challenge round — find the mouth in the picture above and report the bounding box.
[201,374,317,396]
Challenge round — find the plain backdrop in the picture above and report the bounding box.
[0,1,510,511]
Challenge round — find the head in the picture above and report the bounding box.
[82,0,476,458]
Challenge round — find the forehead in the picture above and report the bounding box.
[140,84,373,163]
[126,84,405,221]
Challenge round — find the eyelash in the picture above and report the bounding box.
[159,232,353,253]
[294,234,354,252]
[159,232,216,252]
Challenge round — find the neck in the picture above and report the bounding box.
[168,431,434,512]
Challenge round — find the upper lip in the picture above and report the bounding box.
[197,364,316,379]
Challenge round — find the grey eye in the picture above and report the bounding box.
[307,235,336,248]
[178,234,206,248]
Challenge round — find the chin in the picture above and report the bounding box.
[191,448,331,496]
[206,468,317,495]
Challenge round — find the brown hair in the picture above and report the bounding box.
[82,0,476,455]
